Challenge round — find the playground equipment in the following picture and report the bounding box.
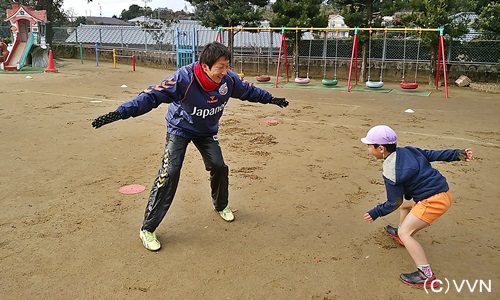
[3,3,48,71]
[365,29,386,88]
[274,27,290,88]
[176,27,196,69]
[218,26,449,98]
[294,29,312,84]
[255,29,271,82]
[321,30,339,86]
[347,28,360,89]
[400,30,421,89]
[435,28,449,98]
[91,44,136,71]
[113,49,136,71]
[95,43,112,66]
[237,34,245,78]
[215,27,224,43]
[345,27,448,98]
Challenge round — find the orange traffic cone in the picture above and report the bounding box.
[44,49,58,72]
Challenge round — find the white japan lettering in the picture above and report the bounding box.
[190,103,226,118]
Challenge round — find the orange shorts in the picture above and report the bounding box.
[410,191,452,224]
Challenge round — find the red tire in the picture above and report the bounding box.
[400,82,419,89]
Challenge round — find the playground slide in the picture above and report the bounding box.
[4,41,26,70]
[18,32,35,70]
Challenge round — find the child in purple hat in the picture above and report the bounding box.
[360,125,473,288]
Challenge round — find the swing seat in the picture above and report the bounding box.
[256,75,271,82]
[294,77,311,84]
[400,82,419,89]
[322,79,338,86]
[366,81,384,88]
[238,72,245,79]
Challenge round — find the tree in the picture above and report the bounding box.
[472,0,495,13]
[35,0,67,45]
[327,0,387,27]
[475,2,500,33]
[186,0,270,65]
[378,0,411,17]
[326,0,383,81]
[402,0,469,84]
[120,4,150,21]
[152,7,194,25]
[270,0,328,77]
[0,0,11,26]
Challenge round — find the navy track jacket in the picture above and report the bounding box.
[368,146,463,221]
[116,62,273,138]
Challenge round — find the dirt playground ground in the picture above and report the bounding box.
[1,59,499,299]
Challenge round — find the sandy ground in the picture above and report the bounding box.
[1,60,499,299]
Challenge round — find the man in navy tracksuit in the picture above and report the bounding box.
[92,42,289,251]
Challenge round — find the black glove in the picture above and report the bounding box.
[270,97,289,108]
[91,111,122,129]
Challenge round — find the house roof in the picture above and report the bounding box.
[65,19,357,47]
[169,20,283,47]
[65,25,156,44]
[85,17,131,26]
[66,20,284,47]
[5,3,47,22]
[451,12,478,24]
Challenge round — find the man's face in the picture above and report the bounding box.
[202,57,229,84]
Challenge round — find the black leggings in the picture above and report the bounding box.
[141,133,229,232]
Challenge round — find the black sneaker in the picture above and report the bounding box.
[400,269,437,288]
[385,225,404,246]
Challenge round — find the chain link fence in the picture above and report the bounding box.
[2,25,498,67]
[448,33,500,64]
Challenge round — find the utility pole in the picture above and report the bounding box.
[143,0,151,17]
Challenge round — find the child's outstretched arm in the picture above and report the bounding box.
[416,147,473,162]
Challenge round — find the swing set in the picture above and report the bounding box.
[216,26,449,98]
[255,29,271,82]
[365,28,386,88]
[293,28,339,86]
[321,30,339,86]
[294,28,312,84]
[347,26,449,98]
[399,29,422,89]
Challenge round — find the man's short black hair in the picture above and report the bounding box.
[373,143,397,153]
[198,42,231,69]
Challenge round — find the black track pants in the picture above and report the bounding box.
[141,134,229,232]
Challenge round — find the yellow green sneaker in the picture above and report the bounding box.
[139,230,161,251]
[218,206,235,222]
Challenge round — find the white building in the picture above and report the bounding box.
[128,16,164,27]
[327,14,349,38]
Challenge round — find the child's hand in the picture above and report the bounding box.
[464,148,473,161]
[363,212,373,223]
